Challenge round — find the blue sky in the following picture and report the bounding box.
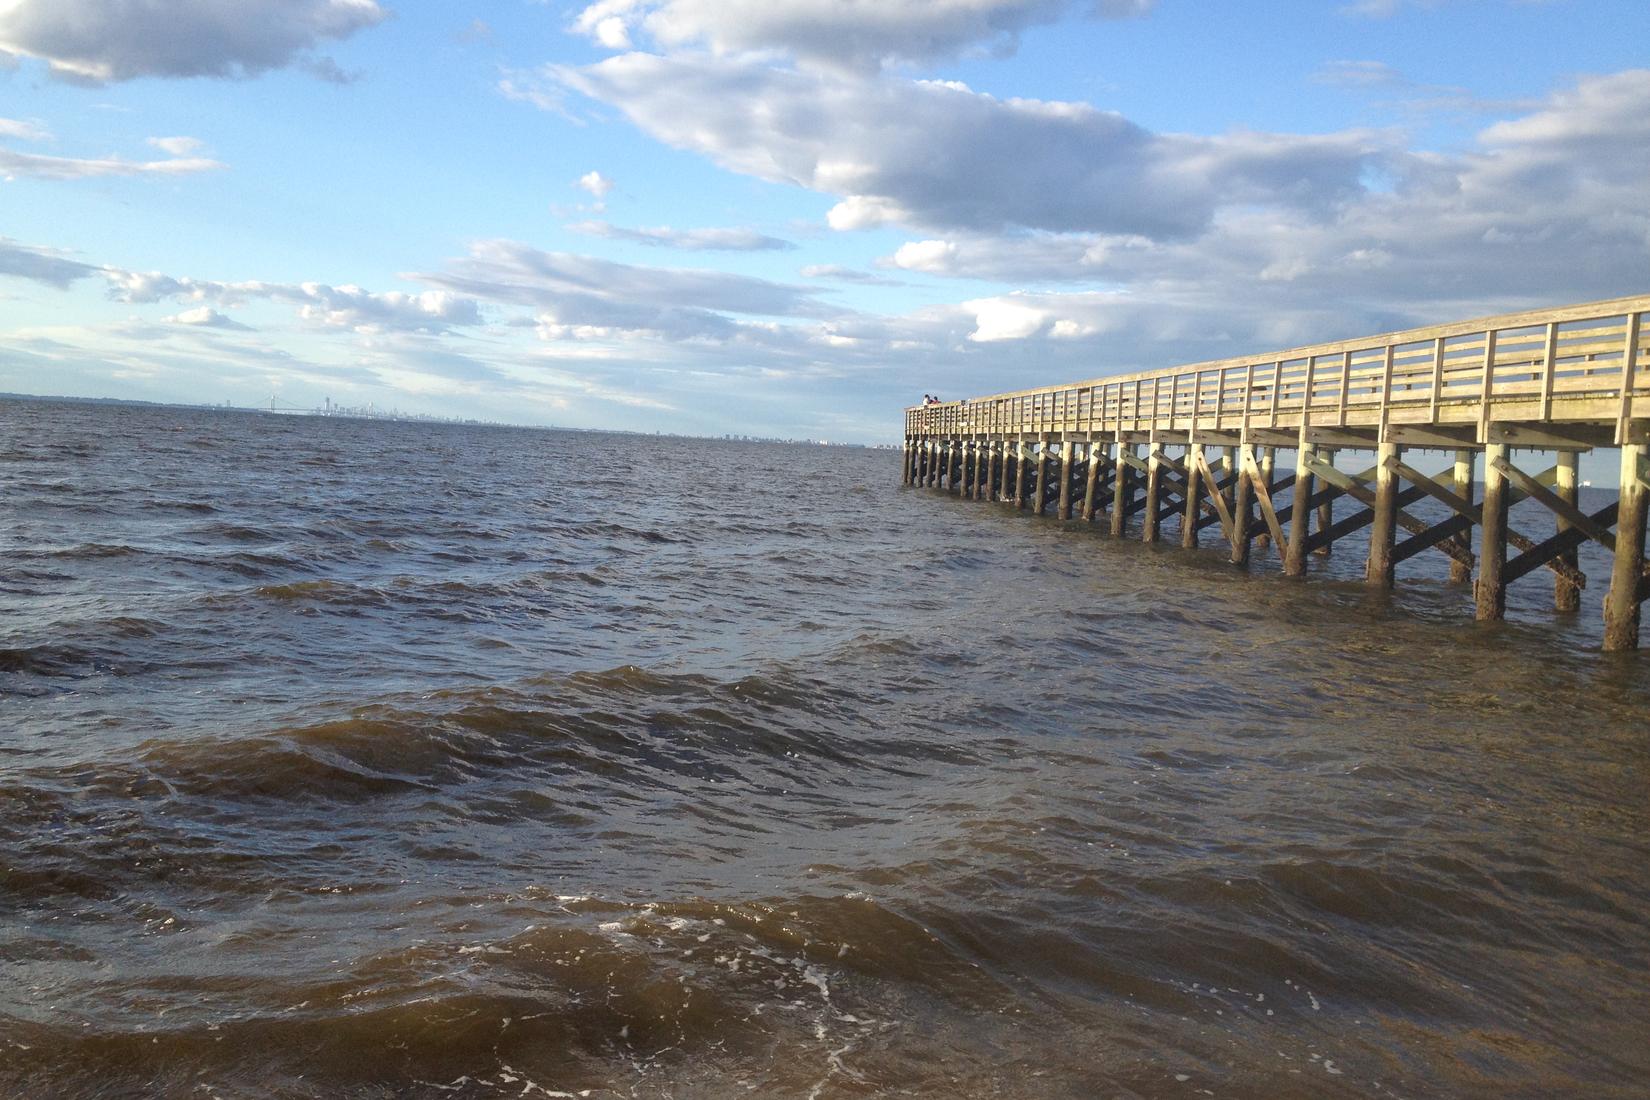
[2,0,1647,443]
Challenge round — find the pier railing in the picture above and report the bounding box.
[906,295,1649,445]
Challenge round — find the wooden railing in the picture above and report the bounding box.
[906,294,1650,444]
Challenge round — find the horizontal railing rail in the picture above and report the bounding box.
[905,294,1650,444]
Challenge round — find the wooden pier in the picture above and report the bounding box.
[902,294,1650,650]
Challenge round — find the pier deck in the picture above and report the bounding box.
[902,294,1650,649]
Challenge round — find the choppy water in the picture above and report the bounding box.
[2,398,1647,1099]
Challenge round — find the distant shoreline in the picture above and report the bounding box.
[0,391,889,449]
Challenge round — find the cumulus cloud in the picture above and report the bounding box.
[866,67,1650,369]
[571,0,1155,71]
[568,220,794,251]
[554,53,1384,239]
[165,306,253,331]
[0,0,386,84]
[576,170,614,199]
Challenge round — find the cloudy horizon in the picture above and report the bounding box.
[3,0,1647,442]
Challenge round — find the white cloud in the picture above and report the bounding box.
[799,264,903,285]
[0,237,99,287]
[569,220,794,251]
[966,297,1050,341]
[416,239,828,341]
[165,306,253,331]
[0,116,49,141]
[0,0,385,84]
[576,170,614,199]
[147,135,205,156]
[555,53,1384,239]
[0,146,223,181]
[571,0,1154,71]
[90,267,485,334]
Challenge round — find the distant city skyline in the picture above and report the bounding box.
[3,0,1648,449]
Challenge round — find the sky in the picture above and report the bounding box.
[1,0,1647,444]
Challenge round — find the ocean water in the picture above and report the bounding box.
[2,398,1646,1099]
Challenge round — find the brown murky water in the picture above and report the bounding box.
[2,398,1647,1098]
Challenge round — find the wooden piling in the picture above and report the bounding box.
[1255,447,1277,550]
[1143,442,1163,543]
[1285,442,1314,575]
[1604,441,1647,650]
[1553,451,1580,611]
[1110,443,1130,537]
[1009,438,1023,511]
[1181,442,1203,549]
[1475,442,1510,621]
[1231,443,1253,565]
[1058,441,1075,520]
[1449,449,1475,584]
[1315,448,1335,556]
[1367,440,1400,588]
[1081,441,1102,521]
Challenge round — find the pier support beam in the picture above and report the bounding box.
[1058,441,1075,520]
[1143,441,1164,543]
[1030,441,1047,514]
[1015,440,1031,511]
[1604,440,1648,651]
[1315,449,1335,555]
[1110,443,1131,537]
[1285,442,1315,575]
[1554,451,1580,611]
[1449,449,1475,584]
[902,440,913,485]
[1366,440,1400,588]
[1230,443,1254,566]
[1475,442,1510,621]
[1081,441,1102,522]
[1181,443,1203,549]
[1255,447,1277,550]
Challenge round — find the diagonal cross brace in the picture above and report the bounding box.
[1240,453,1288,552]
[1308,456,1474,568]
[1387,457,1585,587]
[1489,456,1615,552]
